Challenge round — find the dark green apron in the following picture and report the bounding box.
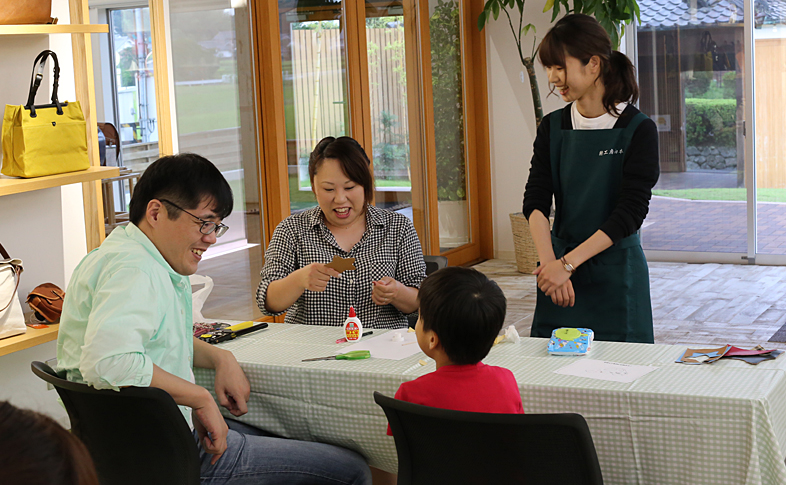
[530,107,654,343]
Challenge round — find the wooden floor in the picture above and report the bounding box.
[197,249,786,350]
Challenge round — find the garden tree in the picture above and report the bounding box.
[477,0,641,127]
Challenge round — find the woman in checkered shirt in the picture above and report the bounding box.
[256,136,427,329]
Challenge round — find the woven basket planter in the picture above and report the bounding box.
[510,213,539,273]
[510,213,554,274]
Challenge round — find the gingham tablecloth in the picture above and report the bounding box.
[194,323,786,484]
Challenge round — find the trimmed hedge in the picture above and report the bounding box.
[685,98,737,147]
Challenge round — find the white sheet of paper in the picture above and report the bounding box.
[554,359,658,383]
[342,330,423,360]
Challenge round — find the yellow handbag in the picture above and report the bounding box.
[1,50,89,178]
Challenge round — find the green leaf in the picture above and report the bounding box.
[492,1,500,20]
[543,0,555,13]
[521,23,536,36]
[516,0,525,12]
[477,10,487,31]
[483,0,495,15]
[551,0,561,22]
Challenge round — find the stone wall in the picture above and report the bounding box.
[686,145,738,171]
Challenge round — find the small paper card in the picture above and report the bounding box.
[554,359,658,383]
[675,345,731,364]
[325,255,356,273]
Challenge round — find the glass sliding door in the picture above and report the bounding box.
[106,7,160,229]
[260,0,490,261]
[754,16,786,257]
[278,0,351,214]
[167,0,263,319]
[637,4,747,255]
[428,0,469,251]
[364,0,425,226]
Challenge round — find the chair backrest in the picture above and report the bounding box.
[31,361,201,485]
[374,392,604,485]
[423,255,448,275]
[407,255,449,328]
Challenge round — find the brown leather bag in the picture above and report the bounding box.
[0,0,56,25]
[26,283,64,323]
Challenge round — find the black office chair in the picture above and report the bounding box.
[31,361,201,485]
[374,392,603,485]
[407,255,448,328]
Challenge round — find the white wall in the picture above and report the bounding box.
[485,2,566,260]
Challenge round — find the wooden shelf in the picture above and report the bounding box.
[0,24,108,35]
[0,166,120,197]
[0,324,59,357]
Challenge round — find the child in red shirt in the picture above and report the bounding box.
[387,267,523,436]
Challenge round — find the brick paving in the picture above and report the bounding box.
[642,196,786,254]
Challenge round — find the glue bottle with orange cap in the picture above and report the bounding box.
[344,306,363,342]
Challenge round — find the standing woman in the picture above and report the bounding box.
[257,136,426,328]
[523,14,659,343]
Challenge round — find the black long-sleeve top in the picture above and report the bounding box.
[522,104,660,243]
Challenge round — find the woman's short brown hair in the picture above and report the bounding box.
[0,400,99,485]
[309,136,375,205]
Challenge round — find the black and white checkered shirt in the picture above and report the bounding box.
[256,204,427,329]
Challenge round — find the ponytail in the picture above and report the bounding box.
[539,14,641,116]
[602,51,639,115]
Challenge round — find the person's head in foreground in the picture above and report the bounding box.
[0,401,99,485]
[309,136,375,230]
[128,153,233,276]
[416,267,507,366]
[538,13,639,114]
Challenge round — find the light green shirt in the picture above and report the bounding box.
[56,223,194,423]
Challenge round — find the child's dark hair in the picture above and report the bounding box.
[0,401,99,485]
[418,267,507,365]
[128,153,234,225]
[309,136,375,205]
[538,13,639,115]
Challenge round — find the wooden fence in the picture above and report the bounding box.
[755,38,786,189]
[291,27,408,161]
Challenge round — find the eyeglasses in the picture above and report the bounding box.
[159,199,229,238]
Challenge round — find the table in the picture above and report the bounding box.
[194,323,786,484]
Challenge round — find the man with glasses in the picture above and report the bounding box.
[56,154,371,484]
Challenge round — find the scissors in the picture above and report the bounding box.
[302,350,371,362]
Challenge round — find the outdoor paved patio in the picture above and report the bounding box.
[643,170,786,254]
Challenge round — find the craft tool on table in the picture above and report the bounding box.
[199,321,269,344]
[336,331,373,344]
[302,350,371,362]
[343,306,364,341]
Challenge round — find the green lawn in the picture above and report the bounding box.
[653,188,786,203]
[174,83,239,135]
[376,179,411,188]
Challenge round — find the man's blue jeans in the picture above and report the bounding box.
[196,419,372,484]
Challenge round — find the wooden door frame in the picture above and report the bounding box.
[255,0,493,264]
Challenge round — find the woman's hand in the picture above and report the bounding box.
[533,259,572,297]
[550,279,575,307]
[297,263,341,292]
[372,277,400,306]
